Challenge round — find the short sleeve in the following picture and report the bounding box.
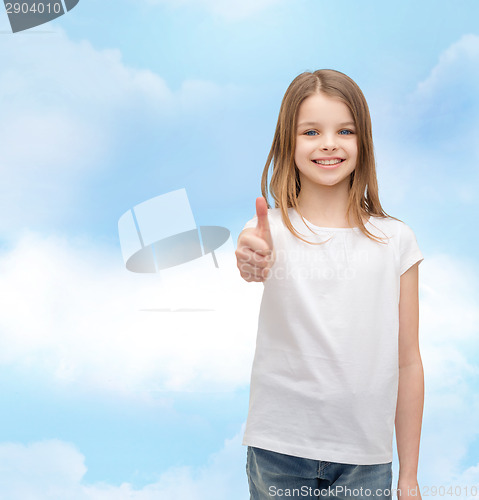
[399,222,424,275]
[242,215,258,231]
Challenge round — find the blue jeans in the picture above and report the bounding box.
[246,446,393,499]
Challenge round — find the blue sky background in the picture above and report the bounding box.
[1,0,479,497]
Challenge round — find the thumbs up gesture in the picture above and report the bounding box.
[235,197,276,282]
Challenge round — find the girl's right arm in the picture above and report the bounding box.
[235,197,275,283]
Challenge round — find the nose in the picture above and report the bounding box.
[319,135,338,151]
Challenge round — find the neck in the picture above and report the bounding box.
[296,181,363,228]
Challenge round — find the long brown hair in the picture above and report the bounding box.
[260,69,399,245]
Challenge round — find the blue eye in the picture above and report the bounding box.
[304,129,354,136]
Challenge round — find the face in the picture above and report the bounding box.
[294,92,358,192]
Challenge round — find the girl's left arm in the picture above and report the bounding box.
[395,261,424,498]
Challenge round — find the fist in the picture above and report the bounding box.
[235,197,276,282]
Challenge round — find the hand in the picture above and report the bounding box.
[397,478,422,500]
[235,197,276,283]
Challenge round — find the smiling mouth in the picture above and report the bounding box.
[312,159,345,165]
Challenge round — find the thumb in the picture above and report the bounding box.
[255,197,273,250]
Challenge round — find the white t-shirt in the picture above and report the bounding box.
[241,206,424,465]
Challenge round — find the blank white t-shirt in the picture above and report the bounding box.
[241,207,424,465]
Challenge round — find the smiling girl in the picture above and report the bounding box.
[235,69,425,499]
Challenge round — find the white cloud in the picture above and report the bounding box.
[141,0,283,21]
[0,229,262,394]
[407,34,479,121]
[400,33,479,164]
[0,27,244,237]
[0,440,87,498]
[0,427,249,499]
[2,228,479,487]
[1,218,479,493]
[455,463,479,490]
[371,34,479,207]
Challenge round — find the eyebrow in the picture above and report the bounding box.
[298,121,356,127]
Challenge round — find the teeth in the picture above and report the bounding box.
[314,159,343,165]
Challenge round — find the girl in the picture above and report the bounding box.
[235,69,424,499]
